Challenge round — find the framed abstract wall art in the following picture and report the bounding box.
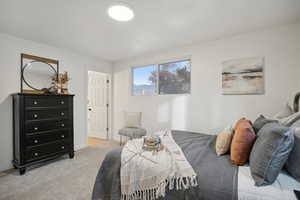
[222,57,264,95]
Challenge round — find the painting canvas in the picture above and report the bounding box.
[222,57,264,95]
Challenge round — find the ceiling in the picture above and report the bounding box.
[0,0,300,62]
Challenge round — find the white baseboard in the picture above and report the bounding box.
[74,143,88,151]
[88,134,108,140]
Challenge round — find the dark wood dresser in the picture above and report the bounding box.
[12,93,74,175]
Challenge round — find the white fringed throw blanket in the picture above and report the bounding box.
[121,130,198,200]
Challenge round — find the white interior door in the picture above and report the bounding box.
[88,71,108,139]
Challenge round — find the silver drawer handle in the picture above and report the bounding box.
[34,153,38,156]
[61,101,64,105]
[61,112,65,116]
[61,146,65,149]
[34,139,38,144]
[61,123,65,127]
[34,127,38,131]
[33,101,38,105]
[33,114,38,118]
[61,135,65,138]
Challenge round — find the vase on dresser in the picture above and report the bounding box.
[12,93,74,175]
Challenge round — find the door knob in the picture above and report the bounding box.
[88,108,92,111]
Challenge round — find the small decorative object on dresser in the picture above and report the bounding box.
[12,93,74,175]
[51,71,71,94]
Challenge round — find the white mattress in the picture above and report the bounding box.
[238,166,300,200]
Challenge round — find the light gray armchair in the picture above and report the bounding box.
[118,111,147,145]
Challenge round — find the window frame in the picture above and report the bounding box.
[131,58,191,96]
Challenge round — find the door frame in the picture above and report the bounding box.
[86,70,112,144]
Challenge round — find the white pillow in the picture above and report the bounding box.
[124,112,142,128]
[273,103,294,120]
[279,112,300,127]
[287,92,299,112]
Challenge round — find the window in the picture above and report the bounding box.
[132,59,191,96]
[132,65,157,96]
[159,60,191,94]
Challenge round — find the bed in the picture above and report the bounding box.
[92,93,300,200]
[92,130,300,200]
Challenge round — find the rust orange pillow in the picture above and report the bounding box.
[230,118,256,166]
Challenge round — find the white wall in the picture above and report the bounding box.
[112,23,300,140]
[0,33,112,171]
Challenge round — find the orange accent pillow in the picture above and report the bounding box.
[230,118,256,166]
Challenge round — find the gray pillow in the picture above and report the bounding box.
[253,115,277,133]
[285,128,300,182]
[249,122,294,186]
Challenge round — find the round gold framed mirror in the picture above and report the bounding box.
[20,54,59,93]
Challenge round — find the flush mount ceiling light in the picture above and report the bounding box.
[108,3,134,22]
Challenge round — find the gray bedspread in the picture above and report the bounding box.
[92,130,238,200]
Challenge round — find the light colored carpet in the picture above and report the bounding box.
[0,141,119,200]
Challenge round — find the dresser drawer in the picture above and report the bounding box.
[25,96,68,108]
[26,141,69,162]
[26,130,69,146]
[25,119,69,133]
[25,109,69,121]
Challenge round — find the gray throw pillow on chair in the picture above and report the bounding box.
[285,127,300,182]
[249,121,294,186]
